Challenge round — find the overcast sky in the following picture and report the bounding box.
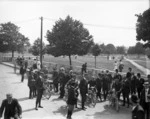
[0,0,149,47]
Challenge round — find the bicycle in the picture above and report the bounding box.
[86,87,97,107]
[43,80,53,99]
[108,89,120,112]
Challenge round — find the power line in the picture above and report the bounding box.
[84,23,135,30]
[44,17,135,30]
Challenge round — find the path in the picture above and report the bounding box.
[125,58,150,76]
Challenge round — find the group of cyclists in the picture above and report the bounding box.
[14,56,150,119]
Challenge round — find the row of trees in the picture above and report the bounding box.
[1,6,150,67]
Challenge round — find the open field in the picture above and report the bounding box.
[0,52,145,76]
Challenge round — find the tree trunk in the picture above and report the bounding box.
[12,50,14,60]
[95,56,96,68]
[69,55,72,68]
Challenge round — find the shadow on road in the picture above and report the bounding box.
[92,104,131,119]
[18,97,29,102]
[51,97,63,102]
[53,105,67,117]
[22,108,35,113]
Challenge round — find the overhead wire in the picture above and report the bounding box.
[44,17,135,30]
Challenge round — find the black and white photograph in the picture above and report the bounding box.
[0,0,150,119]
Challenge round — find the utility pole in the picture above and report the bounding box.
[40,16,43,68]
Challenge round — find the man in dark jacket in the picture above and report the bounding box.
[102,73,109,101]
[28,70,35,99]
[122,75,130,108]
[0,94,22,119]
[20,65,26,82]
[66,84,77,119]
[131,73,137,95]
[58,67,67,98]
[131,94,145,119]
[140,82,150,119]
[52,67,59,93]
[35,72,44,110]
[96,73,102,101]
[79,74,88,110]
[136,73,145,99]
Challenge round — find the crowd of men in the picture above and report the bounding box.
[1,56,150,119]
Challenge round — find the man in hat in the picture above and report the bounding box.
[136,73,145,99]
[58,67,66,98]
[0,93,22,119]
[79,73,88,110]
[66,83,77,119]
[52,67,59,93]
[131,94,145,119]
[140,81,150,119]
[35,71,44,110]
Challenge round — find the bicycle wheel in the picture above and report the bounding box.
[92,94,97,107]
[43,89,51,99]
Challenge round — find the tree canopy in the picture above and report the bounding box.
[29,38,46,56]
[46,15,93,66]
[91,43,101,68]
[116,46,126,54]
[91,43,101,57]
[127,42,145,55]
[136,8,150,47]
[0,22,30,57]
[105,44,116,54]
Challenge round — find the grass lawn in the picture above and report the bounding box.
[1,52,145,76]
[42,55,144,76]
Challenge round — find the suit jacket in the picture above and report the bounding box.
[132,105,145,119]
[140,88,150,109]
[79,78,88,95]
[36,76,44,90]
[122,79,130,94]
[67,87,77,105]
[0,98,22,118]
[136,78,144,91]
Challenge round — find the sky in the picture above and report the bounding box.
[0,0,149,47]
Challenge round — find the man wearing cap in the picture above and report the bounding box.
[136,73,145,99]
[58,67,66,98]
[0,94,22,119]
[79,73,88,110]
[131,94,145,119]
[140,81,150,119]
[52,67,59,93]
[35,71,44,110]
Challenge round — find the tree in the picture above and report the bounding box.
[134,42,145,57]
[127,46,135,54]
[29,38,46,56]
[127,42,145,58]
[17,34,30,54]
[91,43,101,68]
[136,8,150,47]
[99,43,106,53]
[105,44,116,54]
[0,22,30,58]
[46,15,93,66]
[116,46,125,54]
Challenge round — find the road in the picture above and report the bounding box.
[125,58,150,76]
[0,64,131,119]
